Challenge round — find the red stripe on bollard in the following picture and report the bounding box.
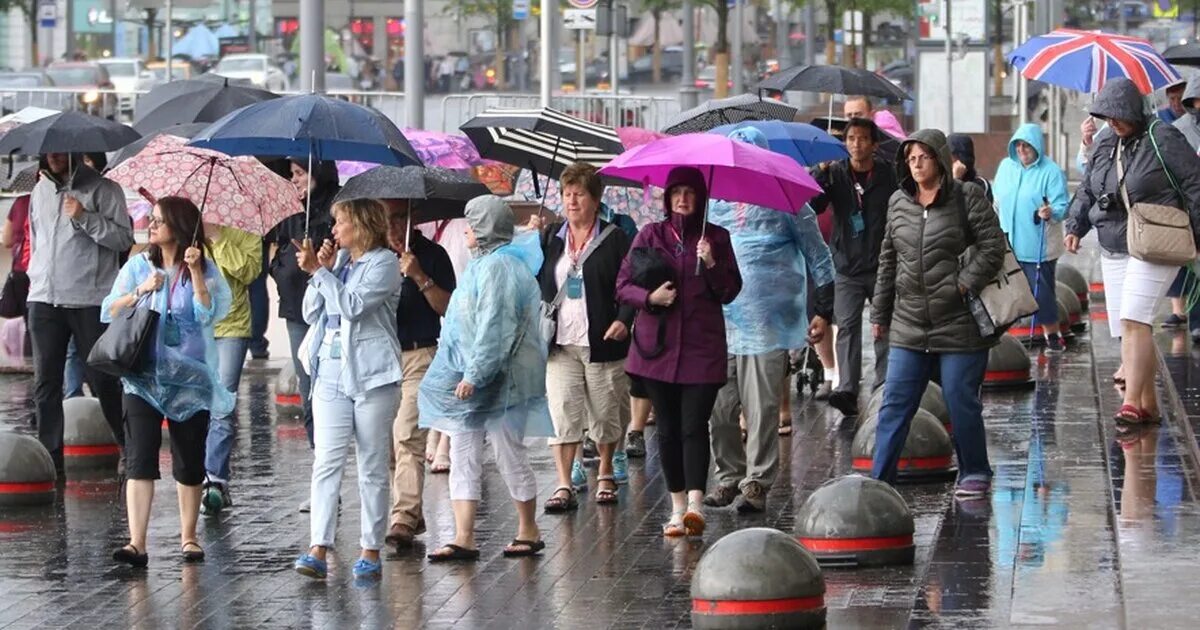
[691,595,825,615]
[277,393,302,405]
[1089,282,1104,292]
[797,534,914,552]
[985,369,1030,381]
[1007,325,1043,337]
[851,455,953,471]
[64,444,120,456]
[0,481,54,493]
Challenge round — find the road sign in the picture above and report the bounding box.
[568,0,599,7]
[513,0,529,20]
[38,0,55,28]
[564,8,597,29]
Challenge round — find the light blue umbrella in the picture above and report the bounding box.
[173,24,219,59]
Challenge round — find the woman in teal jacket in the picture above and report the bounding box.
[994,123,1071,351]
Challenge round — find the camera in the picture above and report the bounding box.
[1097,192,1122,212]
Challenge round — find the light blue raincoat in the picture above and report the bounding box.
[101,252,234,421]
[993,123,1070,263]
[418,196,554,436]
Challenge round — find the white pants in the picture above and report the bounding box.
[448,423,537,502]
[1100,254,1177,337]
[310,352,401,551]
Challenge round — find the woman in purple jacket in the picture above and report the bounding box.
[616,167,741,537]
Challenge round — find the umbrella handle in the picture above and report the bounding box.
[536,135,563,220]
[695,165,714,276]
[304,144,313,238]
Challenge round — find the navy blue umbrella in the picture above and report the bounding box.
[709,120,848,166]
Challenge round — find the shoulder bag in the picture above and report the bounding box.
[1119,120,1196,266]
[956,186,1038,337]
[539,224,617,346]
[87,294,159,377]
[0,240,29,319]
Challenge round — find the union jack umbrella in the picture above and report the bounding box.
[1007,29,1182,95]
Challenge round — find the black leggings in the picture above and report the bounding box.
[641,378,722,493]
[123,393,209,485]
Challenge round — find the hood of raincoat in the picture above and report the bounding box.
[874,110,906,139]
[1007,122,1045,166]
[1176,78,1200,151]
[994,123,1070,263]
[1089,78,1147,125]
[897,128,954,198]
[663,166,709,218]
[1183,77,1200,114]
[726,125,769,149]
[465,194,515,255]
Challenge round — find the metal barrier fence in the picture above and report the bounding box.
[440,93,681,133]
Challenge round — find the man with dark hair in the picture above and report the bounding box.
[809,118,898,417]
[949,134,993,202]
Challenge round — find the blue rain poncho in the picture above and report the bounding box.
[707,200,835,355]
[418,196,554,436]
[101,252,234,421]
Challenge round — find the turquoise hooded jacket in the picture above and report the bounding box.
[993,123,1070,263]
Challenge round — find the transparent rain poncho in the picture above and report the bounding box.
[707,200,835,355]
[101,253,234,421]
[418,223,554,437]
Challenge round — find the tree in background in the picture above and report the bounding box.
[444,0,515,88]
[699,0,731,97]
[643,0,681,83]
[0,0,39,66]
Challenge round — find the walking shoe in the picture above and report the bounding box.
[294,553,327,579]
[352,557,382,579]
[1163,313,1188,329]
[1044,333,1066,354]
[814,381,833,401]
[571,459,588,490]
[612,450,629,485]
[625,430,647,458]
[298,499,311,513]
[582,436,598,460]
[200,481,231,517]
[702,484,740,508]
[735,481,766,513]
[954,478,991,498]
[827,390,859,417]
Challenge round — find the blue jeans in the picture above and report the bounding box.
[871,347,992,484]
[205,337,249,482]
[248,245,270,356]
[1019,260,1058,326]
[63,337,85,398]
[286,319,314,447]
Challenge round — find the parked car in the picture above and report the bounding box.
[96,58,158,115]
[694,65,756,91]
[43,62,119,117]
[212,54,289,91]
[628,47,684,83]
[0,71,60,115]
[146,60,193,82]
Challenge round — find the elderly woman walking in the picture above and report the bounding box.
[871,129,1007,497]
[1065,78,1200,423]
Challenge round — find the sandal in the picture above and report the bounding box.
[663,513,687,537]
[544,486,578,513]
[113,544,148,568]
[427,544,480,563]
[683,510,706,537]
[502,539,546,558]
[595,476,618,504]
[430,453,451,474]
[1114,404,1143,423]
[181,540,205,563]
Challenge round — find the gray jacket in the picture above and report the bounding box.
[1174,77,1200,150]
[1067,78,1200,254]
[27,164,133,307]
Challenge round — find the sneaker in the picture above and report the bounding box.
[582,436,598,460]
[702,484,740,507]
[571,459,588,490]
[1163,313,1188,329]
[954,478,991,498]
[625,430,647,458]
[1044,333,1066,354]
[736,481,766,513]
[612,450,629,485]
[814,381,833,401]
[352,557,382,579]
[200,481,230,517]
[298,499,311,513]
[827,390,859,417]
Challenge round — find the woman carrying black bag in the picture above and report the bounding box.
[100,196,233,568]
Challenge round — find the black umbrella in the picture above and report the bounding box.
[109,122,211,169]
[0,111,140,156]
[333,165,491,241]
[758,64,911,102]
[133,78,279,135]
[1164,43,1200,67]
[661,93,799,135]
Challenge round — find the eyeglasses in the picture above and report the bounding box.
[905,155,936,166]
[147,216,164,227]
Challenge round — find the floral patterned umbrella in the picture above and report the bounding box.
[107,135,301,235]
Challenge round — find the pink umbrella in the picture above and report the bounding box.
[107,135,301,235]
[616,126,666,148]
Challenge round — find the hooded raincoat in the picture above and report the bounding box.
[101,253,234,421]
[993,123,1070,263]
[418,196,553,436]
[1172,77,1200,151]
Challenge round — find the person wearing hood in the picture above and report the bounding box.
[268,158,339,482]
[27,152,133,469]
[993,123,1071,351]
[617,166,742,537]
[703,127,834,513]
[809,117,900,417]
[871,129,1006,496]
[1065,78,1200,424]
[1168,77,1200,337]
[1158,80,1187,125]
[948,134,993,203]
[419,195,552,562]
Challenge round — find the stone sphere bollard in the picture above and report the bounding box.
[63,397,119,469]
[1056,263,1090,309]
[275,361,302,407]
[795,475,915,567]
[983,333,1034,389]
[852,408,955,482]
[860,382,949,429]
[691,527,826,629]
[0,431,56,506]
[1056,282,1084,332]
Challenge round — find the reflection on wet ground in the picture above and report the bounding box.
[3,250,1200,628]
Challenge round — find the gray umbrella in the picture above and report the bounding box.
[757,64,911,102]
[334,165,491,244]
[661,94,799,135]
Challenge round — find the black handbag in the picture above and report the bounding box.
[627,247,676,360]
[87,297,159,377]
[0,240,29,319]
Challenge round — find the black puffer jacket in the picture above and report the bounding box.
[1067,77,1200,254]
[871,128,1007,353]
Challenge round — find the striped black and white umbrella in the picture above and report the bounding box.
[661,94,799,135]
[460,107,625,184]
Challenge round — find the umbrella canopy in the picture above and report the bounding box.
[334,165,492,224]
[0,111,140,155]
[340,129,485,178]
[599,134,823,213]
[173,24,220,59]
[757,64,911,101]
[1163,42,1200,67]
[109,122,211,168]
[460,107,625,181]
[3,162,37,193]
[709,121,848,166]
[107,135,301,235]
[661,94,799,135]
[133,78,279,134]
[1007,29,1181,95]
[189,93,422,166]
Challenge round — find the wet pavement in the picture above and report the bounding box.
[3,246,1200,629]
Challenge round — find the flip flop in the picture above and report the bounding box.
[427,544,479,563]
[502,539,546,558]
